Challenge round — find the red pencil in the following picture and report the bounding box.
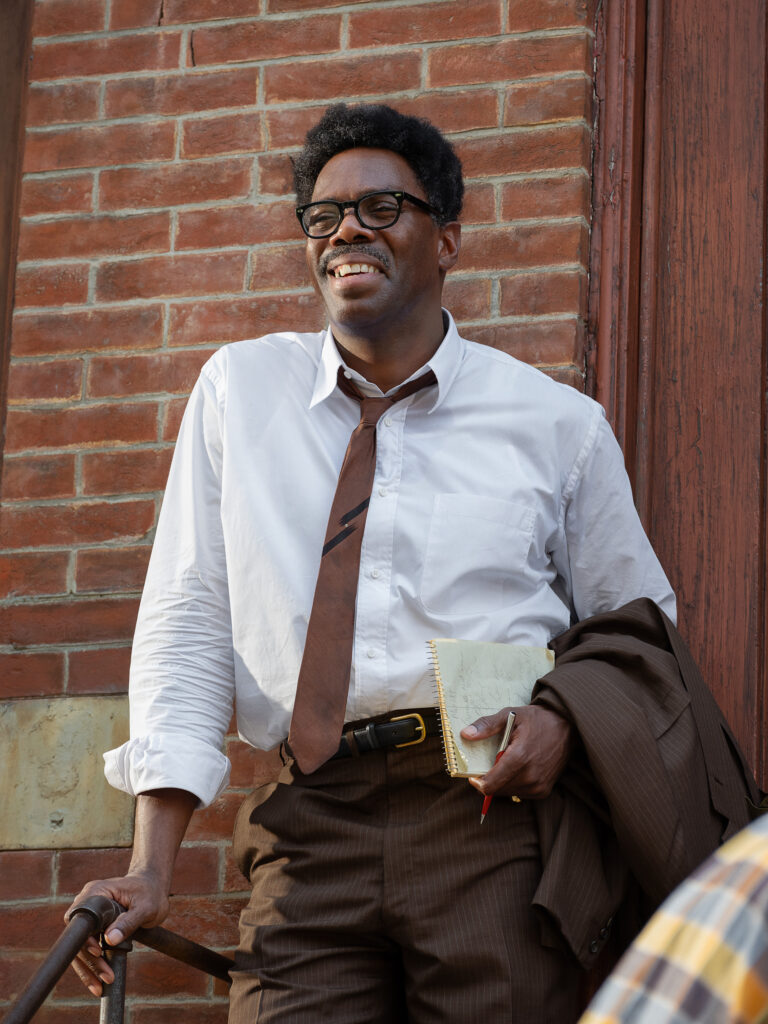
[480,711,516,823]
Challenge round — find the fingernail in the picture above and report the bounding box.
[99,973,112,984]
[469,776,486,793]
[88,983,101,997]
[105,928,123,945]
[463,725,478,737]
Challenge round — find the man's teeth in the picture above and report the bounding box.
[333,263,379,277]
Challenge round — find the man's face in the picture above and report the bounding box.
[303,148,459,338]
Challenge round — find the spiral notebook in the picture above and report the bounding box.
[428,639,555,777]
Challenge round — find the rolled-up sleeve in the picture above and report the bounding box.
[104,365,235,808]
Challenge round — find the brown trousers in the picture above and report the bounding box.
[229,734,581,1023]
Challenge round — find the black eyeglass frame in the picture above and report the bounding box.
[295,190,438,238]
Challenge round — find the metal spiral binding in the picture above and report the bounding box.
[427,639,455,776]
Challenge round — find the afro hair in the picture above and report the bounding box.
[292,103,464,225]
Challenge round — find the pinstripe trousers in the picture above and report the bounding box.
[228,731,581,1023]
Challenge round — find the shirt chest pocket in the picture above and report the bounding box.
[419,494,536,616]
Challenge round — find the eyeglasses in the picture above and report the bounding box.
[295,190,437,238]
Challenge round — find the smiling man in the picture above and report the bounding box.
[68,104,677,1023]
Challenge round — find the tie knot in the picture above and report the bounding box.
[336,367,437,421]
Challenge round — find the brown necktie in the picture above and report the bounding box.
[288,365,437,773]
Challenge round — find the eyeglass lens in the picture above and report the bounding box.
[302,192,402,236]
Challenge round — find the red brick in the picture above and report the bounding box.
[26,82,101,127]
[227,740,282,788]
[0,552,68,599]
[504,75,592,127]
[162,398,188,440]
[5,404,158,452]
[7,358,83,403]
[350,0,500,46]
[29,1007,100,1024]
[104,68,258,119]
[1,597,141,647]
[428,34,591,89]
[76,546,151,592]
[67,646,132,694]
[0,953,46,1004]
[508,0,591,32]
[258,153,293,196]
[132,1004,229,1024]
[265,52,422,104]
[501,173,590,220]
[185,792,242,841]
[393,90,499,135]
[23,122,176,174]
[190,15,340,66]
[267,0,349,9]
[18,213,170,261]
[11,306,164,357]
[162,895,244,947]
[1,500,155,549]
[0,852,54,901]
[456,124,590,178]
[82,448,173,495]
[266,106,329,149]
[113,0,262,26]
[248,243,309,292]
[223,845,249,893]
[467,317,584,365]
[57,843,219,895]
[32,0,106,36]
[545,364,584,389]
[499,269,586,316]
[87,349,214,399]
[168,294,322,346]
[0,652,64,697]
[1,454,76,501]
[20,173,94,217]
[30,32,182,81]
[14,264,90,308]
[99,159,251,211]
[118,949,210,996]
[460,221,588,272]
[177,203,295,250]
[0,902,72,950]
[461,182,496,224]
[182,112,264,160]
[443,277,492,321]
[95,253,246,302]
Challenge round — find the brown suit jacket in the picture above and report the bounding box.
[529,598,761,969]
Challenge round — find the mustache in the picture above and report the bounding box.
[318,244,391,275]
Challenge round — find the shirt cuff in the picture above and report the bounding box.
[104,732,231,809]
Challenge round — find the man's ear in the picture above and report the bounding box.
[437,222,461,275]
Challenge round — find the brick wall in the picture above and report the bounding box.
[1,0,595,1018]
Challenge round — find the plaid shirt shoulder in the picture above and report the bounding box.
[580,814,768,1024]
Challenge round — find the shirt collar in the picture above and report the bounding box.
[309,309,464,413]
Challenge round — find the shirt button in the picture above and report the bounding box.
[384,417,393,426]
[366,648,376,659]
[378,487,387,497]
[370,568,380,579]
[343,370,352,378]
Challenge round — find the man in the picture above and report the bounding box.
[579,813,768,1024]
[69,104,676,1022]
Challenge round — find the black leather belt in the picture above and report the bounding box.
[331,709,440,759]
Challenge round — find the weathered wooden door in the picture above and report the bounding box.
[591,0,768,781]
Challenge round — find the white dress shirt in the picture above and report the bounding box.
[104,311,675,807]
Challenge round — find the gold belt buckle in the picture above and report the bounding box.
[390,712,427,748]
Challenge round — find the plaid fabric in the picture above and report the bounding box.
[581,814,768,1024]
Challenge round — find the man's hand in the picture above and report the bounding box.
[460,705,574,800]
[65,871,170,996]
[65,787,197,997]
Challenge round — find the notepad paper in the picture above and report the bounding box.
[428,639,555,777]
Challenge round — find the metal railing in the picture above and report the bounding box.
[2,895,234,1024]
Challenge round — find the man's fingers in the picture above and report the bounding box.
[461,707,516,740]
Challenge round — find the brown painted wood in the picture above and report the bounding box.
[0,0,34,474]
[594,0,767,780]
